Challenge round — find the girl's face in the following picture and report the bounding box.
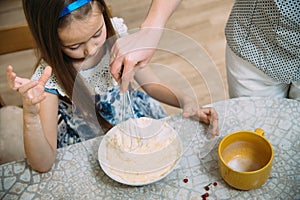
[58,3,107,69]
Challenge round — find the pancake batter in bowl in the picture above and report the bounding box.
[99,117,182,185]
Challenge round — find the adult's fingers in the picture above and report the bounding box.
[109,42,118,64]
[114,56,137,92]
[109,41,123,81]
[120,66,135,93]
[110,57,123,82]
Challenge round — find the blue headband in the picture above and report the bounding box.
[59,0,92,18]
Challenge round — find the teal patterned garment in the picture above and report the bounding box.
[95,85,166,126]
[56,86,166,148]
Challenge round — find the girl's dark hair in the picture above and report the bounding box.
[22,0,115,131]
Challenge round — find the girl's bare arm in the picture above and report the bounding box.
[7,66,59,172]
[135,66,219,136]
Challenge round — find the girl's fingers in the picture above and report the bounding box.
[8,75,17,89]
[182,111,190,118]
[7,65,31,90]
[206,108,219,136]
[6,66,16,88]
[182,108,197,118]
[198,107,220,136]
[211,119,220,136]
[182,100,199,118]
[181,105,220,136]
[18,81,39,95]
[30,92,47,104]
[20,81,46,106]
[23,66,51,102]
[198,109,210,124]
[7,65,49,107]
[210,108,219,121]
[39,66,52,86]
[202,107,219,121]
[6,65,13,77]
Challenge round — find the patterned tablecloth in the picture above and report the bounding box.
[1,97,299,199]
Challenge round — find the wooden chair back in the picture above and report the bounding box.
[0,24,36,55]
[0,24,36,107]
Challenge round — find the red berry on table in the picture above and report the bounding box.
[204,185,210,191]
[201,192,209,200]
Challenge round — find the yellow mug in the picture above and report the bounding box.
[218,128,274,190]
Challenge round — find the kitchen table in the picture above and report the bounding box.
[1,97,299,199]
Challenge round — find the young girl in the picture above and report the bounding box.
[6,0,219,172]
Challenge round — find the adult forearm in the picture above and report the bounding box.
[141,0,182,28]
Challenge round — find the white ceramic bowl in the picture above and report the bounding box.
[98,117,182,186]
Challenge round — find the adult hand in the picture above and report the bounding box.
[6,65,52,113]
[110,28,163,92]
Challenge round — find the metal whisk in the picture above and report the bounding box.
[118,68,141,151]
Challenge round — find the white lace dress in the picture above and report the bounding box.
[31,18,166,148]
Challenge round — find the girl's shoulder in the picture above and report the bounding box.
[111,17,128,36]
[31,60,67,97]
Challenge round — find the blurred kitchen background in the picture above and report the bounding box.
[0,0,234,114]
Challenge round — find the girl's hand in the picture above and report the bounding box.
[6,65,52,113]
[181,99,219,137]
[197,107,219,137]
[7,65,31,90]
